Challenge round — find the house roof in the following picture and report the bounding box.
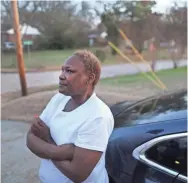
[7,24,40,35]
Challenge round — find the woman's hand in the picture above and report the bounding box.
[31,118,52,143]
[27,119,74,161]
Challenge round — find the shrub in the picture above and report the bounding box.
[95,50,106,62]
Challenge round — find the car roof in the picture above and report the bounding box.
[110,89,187,116]
[110,89,187,128]
[109,118,187,146]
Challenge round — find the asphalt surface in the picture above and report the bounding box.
[1,120,40,183]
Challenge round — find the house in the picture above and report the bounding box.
[88,28,108,47]
[4,24,40,45]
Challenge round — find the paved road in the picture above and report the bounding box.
[2,120,40,183]
[1,59,187,94]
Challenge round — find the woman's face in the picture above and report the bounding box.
[59,55,90,96]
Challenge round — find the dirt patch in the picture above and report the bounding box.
[1,85,146,123]
[2,91,56,123]
[1,85,57,106]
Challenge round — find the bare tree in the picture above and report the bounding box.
[168,1,187,55]
[161,0,187,68]
[1,0,40,40]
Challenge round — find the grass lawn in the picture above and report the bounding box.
[1,47,120,69]
[2,47,186,70]
[99,67,187,87]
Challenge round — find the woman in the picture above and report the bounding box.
[27,50,114,183]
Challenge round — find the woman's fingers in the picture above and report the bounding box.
[31,122,42,136]
[33,121,42,129]
[31,125,40,136]
[38,121,48,128]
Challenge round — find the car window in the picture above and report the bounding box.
[145,137,187,176]
[114,91,187,128]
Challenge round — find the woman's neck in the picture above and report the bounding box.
[71,90,94,106]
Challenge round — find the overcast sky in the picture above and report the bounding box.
[74,0,179,25]
[75,0,175,13]
[152,0,174,12]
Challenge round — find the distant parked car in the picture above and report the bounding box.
[107,89,187,183]
[4,41,16,50]
[160,42,170,48]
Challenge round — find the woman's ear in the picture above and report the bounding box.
[89,73,96,85]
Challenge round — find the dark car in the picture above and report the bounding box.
[107,89,187,183]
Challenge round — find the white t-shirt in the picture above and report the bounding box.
[39,92,114,183]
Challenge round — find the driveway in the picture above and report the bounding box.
[1,120,40,183]
[1,59,187,94]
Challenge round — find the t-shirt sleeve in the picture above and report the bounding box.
[39,93,60,125]
[75,117,113,152]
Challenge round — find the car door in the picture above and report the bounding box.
[132,133,187,183]
[173,174,187,183]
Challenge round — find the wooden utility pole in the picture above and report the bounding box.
[11,0,28,96]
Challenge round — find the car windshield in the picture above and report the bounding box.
[114,90,187,128]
